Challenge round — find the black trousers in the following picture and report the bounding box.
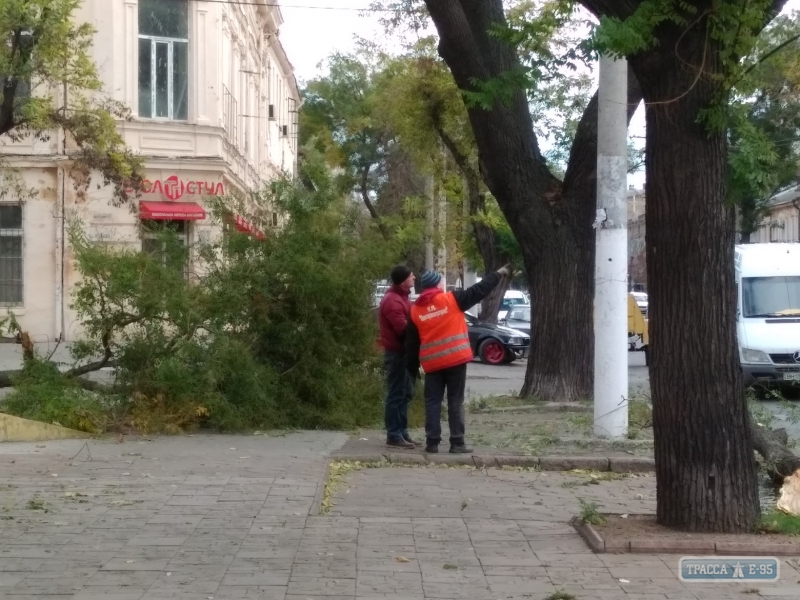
[424,363,467,446]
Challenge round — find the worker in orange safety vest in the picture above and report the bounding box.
[406,265,511,454]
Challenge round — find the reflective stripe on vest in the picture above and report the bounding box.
[411,292,474,373]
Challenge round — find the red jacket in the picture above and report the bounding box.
[379,285,411,352]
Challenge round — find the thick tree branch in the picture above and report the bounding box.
[749,417,800,481]
[424,0,560,242]
[66,346,113,378]
[0,31,22,136]
[358,165,390,239]
[428,103,501,270]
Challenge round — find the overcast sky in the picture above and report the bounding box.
[279,0,800,188]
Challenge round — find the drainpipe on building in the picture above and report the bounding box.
[54,79,68,342]
[793,196,800,243]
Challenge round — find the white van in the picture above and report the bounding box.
[498,290,529,321]
[735,243,800,386]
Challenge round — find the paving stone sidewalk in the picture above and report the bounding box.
[329,467,800,599]
[0,434,798,600]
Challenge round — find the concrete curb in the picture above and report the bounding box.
[572,516,605,552]
[573,516,800,556]
[328,452,655,472]
[0,413,91,442]
[472,403,591,414]
[310,459,333,516]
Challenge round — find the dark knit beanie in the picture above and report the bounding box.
[419,270,442,289]
[390,265,412,285]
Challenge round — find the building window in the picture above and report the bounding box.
[142,220,189,276]
[0,205,23,307]
[769,220,785,243]
[138,0,189,120]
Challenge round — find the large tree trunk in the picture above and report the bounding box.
[424,0,642,401]
[521,239,594,398]
[630,24,760,532]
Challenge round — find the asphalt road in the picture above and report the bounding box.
[466,350,651,401]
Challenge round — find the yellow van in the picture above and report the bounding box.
[628,293,650,365]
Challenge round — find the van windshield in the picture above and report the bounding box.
[502,297,526,310]
[742,276,800,318]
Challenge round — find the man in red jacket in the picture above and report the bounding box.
[379,265,417,449]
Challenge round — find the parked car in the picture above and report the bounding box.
[465,313,530,365]
[372,281,390,307]
[501,304,531,336]
[498,290,529,320]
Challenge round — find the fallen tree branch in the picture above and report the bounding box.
[74,378,119,395]
[750,419,800,482]
[65,347,113,378]
[0,368,118,394]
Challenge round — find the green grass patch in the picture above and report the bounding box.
[468,394,541,412]
[579,498,606,526]
[760,510,800,535]
[544,591,577,600]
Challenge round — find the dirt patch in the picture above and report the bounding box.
[594,514,800,552]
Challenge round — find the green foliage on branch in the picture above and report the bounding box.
[730,12,800,236]
[593,1,799,234]
[0,0,143,202]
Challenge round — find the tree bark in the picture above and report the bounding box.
[424,0,643,400]
[627,17,760,532]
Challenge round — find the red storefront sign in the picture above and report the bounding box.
[142,175,226,200]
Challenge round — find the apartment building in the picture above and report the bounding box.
[1,0,300,342]
[627,187,647,288]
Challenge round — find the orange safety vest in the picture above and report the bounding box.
[410,291,474,373]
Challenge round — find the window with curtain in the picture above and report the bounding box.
[138,0,189,120]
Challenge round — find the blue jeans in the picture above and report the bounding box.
[384,350,414,442]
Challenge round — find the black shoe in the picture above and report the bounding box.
[449,444,473,454]
[386,439,415,450]
[403,433,418,446]
[425,444,439,454]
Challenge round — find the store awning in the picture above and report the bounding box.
[140,201,206,221]
[234,214,266,240]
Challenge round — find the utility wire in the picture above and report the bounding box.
[192,0,394,11]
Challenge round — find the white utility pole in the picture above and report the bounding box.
[594,55,629,439]
[438,180,447,283]
[425,175,435,270]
